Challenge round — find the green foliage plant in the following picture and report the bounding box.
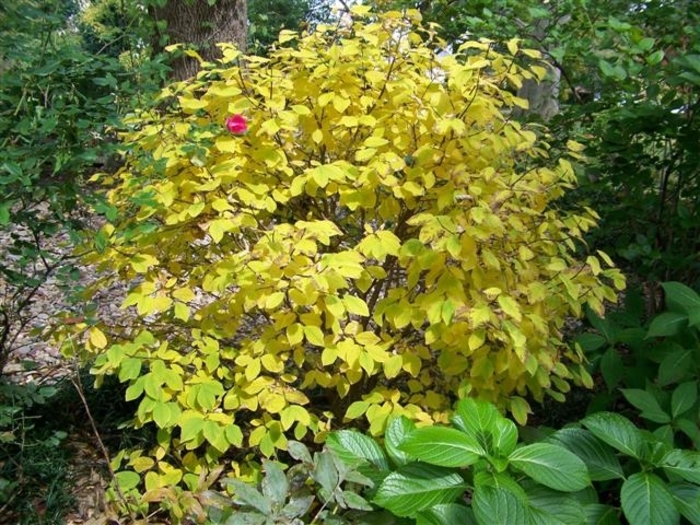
[0,380,72,524]
[327,398,700,525]
[201,442,383,524]
[60,6,623,498]
[578,281,700,449]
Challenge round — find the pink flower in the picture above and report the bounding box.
[226,114,248,135]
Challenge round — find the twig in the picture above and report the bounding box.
[68,355,137,522]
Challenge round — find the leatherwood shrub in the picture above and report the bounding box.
[60,8,624,494]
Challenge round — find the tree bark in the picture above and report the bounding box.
[150,0,247,81]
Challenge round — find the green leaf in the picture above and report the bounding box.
[620,388,671,424]
[524,484,586,525]
[261,461,288,509]
[662,282,700,316]
[227,479,271,514]
[582,412,643,458]
[400,427,483,467]
[647,50,665,66]
[0,202,11,225]
[549,428,624,481]
[385,416,415,467]
[472,472,530,525]
[647,312,688,338]
[600,348,625,390]
[575,333,608,353]
[313,451,339,494]
[621,472,679,525]
[662,450,700,484]
[509,443,590,492]
[115,470,140,491]
[677,418,700,446]
[373,463,467,517]
[287,440,312,464]
[671,382,697,419]
[493,418,519,457]
[282,495,314,519]
[452,397,502,455]
[669,482,700,525]
[583,503,622,525]
[327,430,390,471]
[658,347,694,386]
[416,503,476,525]
[340,490,373,511]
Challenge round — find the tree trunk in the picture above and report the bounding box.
[514,16,564,122]
[150,0,247,81]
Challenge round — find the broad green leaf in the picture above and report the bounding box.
[327,430,390,471]
[582,412,643,458]
[416,503,476,525]
[340,490,373,511]
[373,463,467,517]
[261,461,288,508]
[659,347,694,386]
[600,348,624,390]
[671,382,697,419]
[400,427,483,467]
[313,451,339,493]
[472,472,530,525]
[646,312,688,338]
[620,388,671,424]
[282,495,314,519]
[287,441,312,464]
[669,482,700,525]
[662,282,700,317]
[575,333,608,353]
[452,397,501,454]
[509,443,589,492]
[662,449,700,484]
[524,484,586,525]
[227,479,271,514]
[385,416,415,467]
[583,503,622,525]
[621,472,679,525]
[493,418,518,457]
[549,428,624,481]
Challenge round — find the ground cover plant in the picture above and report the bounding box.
[51,6,627,515]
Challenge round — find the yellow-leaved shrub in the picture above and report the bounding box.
[59,8,624,495]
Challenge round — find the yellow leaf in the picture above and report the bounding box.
[509,397,531,425]
[280,405,310,430]
[279,30,298,44]
[265,292,286,310]
[90,327,108,349]
[174,302,190,321]
[343,295,369,317]
[130,254,159,273]
[287,323,304,346]
[245,359,261,382]
[259,392,286,414]
[172,288,195,302]
[303,325,325,347]
[383,354,402,379]
[497,295,522,322]
[261,354,284,373]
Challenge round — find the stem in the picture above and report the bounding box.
[68,356,136,522]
